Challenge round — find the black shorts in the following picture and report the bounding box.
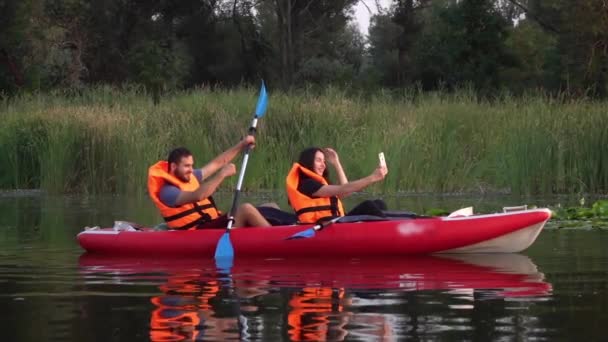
[196,214,229,229]
[194,207,298,229]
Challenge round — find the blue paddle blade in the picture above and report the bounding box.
[254,81,268,118]
[215,256,234,273]
[286,228,316,240]
[214,232,234,258]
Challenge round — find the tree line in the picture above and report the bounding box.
[1,0,607,98]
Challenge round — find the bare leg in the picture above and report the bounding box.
[234,203,271,227]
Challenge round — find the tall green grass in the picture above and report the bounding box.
[1,86,607,195]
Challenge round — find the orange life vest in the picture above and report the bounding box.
[286,163,344,224]
[149,277,220,341]
[287,287,346,341]
[148,161,221,230]
[150,301,201,342]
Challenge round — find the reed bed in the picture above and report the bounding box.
[1,86,606,195]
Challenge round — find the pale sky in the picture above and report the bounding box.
[354,0,392,36]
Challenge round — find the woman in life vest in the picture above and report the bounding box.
[286,147,388,224]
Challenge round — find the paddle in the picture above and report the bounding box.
[286,214,393,240]
[215,256,248,338]
[286,217,343,240]
[215,81,268,259]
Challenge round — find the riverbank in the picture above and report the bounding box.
[1,86,607,194]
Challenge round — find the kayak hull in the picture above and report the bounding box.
[77,209,551,257]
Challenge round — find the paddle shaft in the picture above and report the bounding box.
[226,118,258,230]
[314,216,342,231]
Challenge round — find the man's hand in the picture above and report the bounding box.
[220,163,237,178]
[240,135,255,149]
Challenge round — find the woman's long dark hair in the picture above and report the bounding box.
[298,147,330,181]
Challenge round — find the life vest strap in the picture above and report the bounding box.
[295,205,335,216]
[172,217,210,230]
[329,196,341,216]
[163,203,215,222]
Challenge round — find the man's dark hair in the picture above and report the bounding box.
[167,147,192,170]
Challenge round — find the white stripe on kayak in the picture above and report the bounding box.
[441,208,551,221]
[77,229,184,235]
[78,230,121,235]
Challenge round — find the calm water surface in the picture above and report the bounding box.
[1,192,607,341]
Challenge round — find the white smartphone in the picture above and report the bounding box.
[378,152,386,168]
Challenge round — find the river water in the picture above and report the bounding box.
[1,192,606,341]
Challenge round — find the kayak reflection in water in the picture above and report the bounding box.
[79,254,552,341]
[286,147,389,224]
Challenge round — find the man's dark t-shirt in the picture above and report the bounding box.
[159,169,203,207]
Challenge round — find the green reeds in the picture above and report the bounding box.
[1,86,607,195]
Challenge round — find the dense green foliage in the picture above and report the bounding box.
[1,87,607,194]
[1,0,607,97]
[1,1,607,195]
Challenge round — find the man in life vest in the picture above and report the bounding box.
[148,136,271,229]
[286,147,388,224]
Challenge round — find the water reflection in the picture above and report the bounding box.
[149,276,235,341]
[79,254,551,341]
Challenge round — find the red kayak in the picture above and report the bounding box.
[77,208,551,257]
[78,253,552,297]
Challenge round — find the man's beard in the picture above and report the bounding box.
[175,171,190,182]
